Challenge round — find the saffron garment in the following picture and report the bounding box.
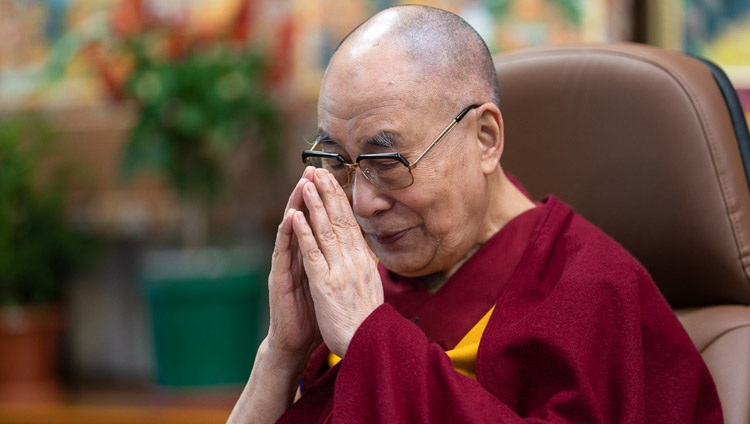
[278,196,722,423]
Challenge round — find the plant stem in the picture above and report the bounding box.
[182,199,208,249]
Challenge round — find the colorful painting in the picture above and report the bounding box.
[685,0,750,70]
[0,0,632,108]
[0,0,292,108]
[683,0,750,124]
[297,0,632,92]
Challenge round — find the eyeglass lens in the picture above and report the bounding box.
[304,156,413,189]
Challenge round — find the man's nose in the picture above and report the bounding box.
[349,168,392,219]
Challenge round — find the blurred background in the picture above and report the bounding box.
[0,0,748,423]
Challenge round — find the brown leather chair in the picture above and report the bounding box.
[495,43,750,424]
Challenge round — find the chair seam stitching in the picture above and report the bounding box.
[700,322,750,353]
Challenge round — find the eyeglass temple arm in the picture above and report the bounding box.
[409,104,480,169]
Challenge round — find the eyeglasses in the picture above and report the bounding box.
[301,104,480,190]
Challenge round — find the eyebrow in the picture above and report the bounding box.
[365,131,397,149]
[314,130,398,149]
[314,130,336,144]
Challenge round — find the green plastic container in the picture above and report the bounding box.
[142,247,267,387]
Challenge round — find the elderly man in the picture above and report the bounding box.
[229,5,721,423]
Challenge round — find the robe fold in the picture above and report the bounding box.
[278,196,722,423]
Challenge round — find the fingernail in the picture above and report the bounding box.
[304,181,317,195]
[314,168,330,185]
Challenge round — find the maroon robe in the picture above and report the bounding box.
[277,196,722,423]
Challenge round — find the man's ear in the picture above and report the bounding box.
[475,103,504,175]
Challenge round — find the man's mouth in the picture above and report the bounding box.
[368,228,410,245]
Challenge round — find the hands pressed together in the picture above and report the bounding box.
[266,166,384,365]
[227,166,383,423]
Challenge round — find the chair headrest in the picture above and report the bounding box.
[495,43,750,307]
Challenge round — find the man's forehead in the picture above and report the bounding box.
[322,36,421,98]
[317,46,437,151]
[316,103,406,146]
[318,92,406,121]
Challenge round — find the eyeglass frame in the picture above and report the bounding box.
[301,104,481,190]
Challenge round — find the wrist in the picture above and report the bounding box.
[257,337,313,376]
[227,338,312,424]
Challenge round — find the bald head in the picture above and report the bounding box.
[325,5,500,110]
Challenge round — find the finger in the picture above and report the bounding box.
[270,208,298,283]
[312,168,360,234]
[309,169,366,259]
[301,180,342,261]
[284,166,316,215]
[291,209,329,285]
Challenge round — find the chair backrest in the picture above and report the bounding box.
[495,43,750,424]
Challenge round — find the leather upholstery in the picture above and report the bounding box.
[495,43,750,424]
[675,306,750,424]
[495,43,750,307]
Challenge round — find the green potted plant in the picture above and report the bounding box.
[0,115,92,402]
[91,0,283,247]
[80,0,285,387]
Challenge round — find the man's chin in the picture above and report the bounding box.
[373,250,427,276]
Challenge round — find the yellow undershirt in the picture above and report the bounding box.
[328,306,495,379]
